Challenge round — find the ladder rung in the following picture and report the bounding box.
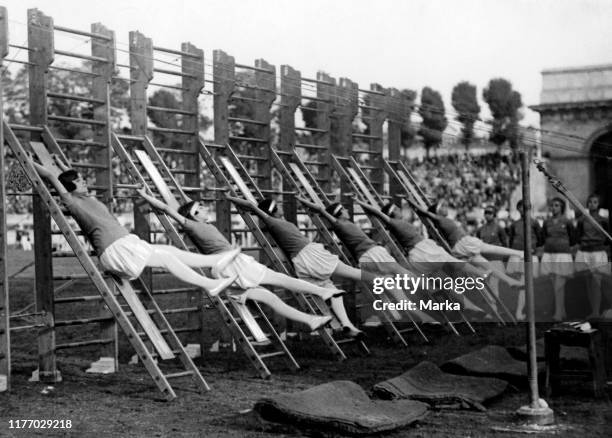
[148,126,195,135]
[237,154,267,162]
[117,134,144,142]
[295,143,328,150]
[55,295,104,304]
[136,325,199,337]
[335,337,358,345]
[258,351,285,359]
[153,67,197,79]
[71,162,109,170]
[303,160,327,166]
[169,168,197,175]
[56,337,115,350]
[352,133,380,140]
[53,274,95,281]
[47,115,107,126]
[229,135,268,143]
[47,92,105,105]
[52,250,97,258]
[228,117,268,126]
[353,149,382,155]
[155,147,198,155]
[295,127,328,133]
[147,106,195,116]
[164,370,194,379]
[55,316,114,327]
[54,138,107,148]
[55,49,110,64]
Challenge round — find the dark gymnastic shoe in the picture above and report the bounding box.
[207,274,238,297]
[210,247,241,279]
[342,326,365,340]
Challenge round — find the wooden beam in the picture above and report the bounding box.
[28,8,60,383]
[129,31,154,289]
[212,50,235,240]
[279,65,301,224]
[0,5,9,392]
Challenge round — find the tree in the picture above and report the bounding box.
[482,78,523,148]
[451,81,480,150]
[418,87,447,157]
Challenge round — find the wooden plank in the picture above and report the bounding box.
[288,163,323,204]
[134,150,180,211]
[220,157,257,203]
[30,142,62,176]
[229,299,268,343]
[115,278,174,360]
[347,167,378,205]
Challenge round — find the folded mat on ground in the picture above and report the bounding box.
[254,380,429,436]
[441,345,544,383]
[372,361,507,411]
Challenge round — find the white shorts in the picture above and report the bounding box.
[575,250,609,275]
[506,254,540,277]
[218,253,268,289]
[452,236,482,259]
[359,245,396,264]
[409,239,456,273]
[99,234,153,280]
[540,252,574,277]
[291,242,339,284]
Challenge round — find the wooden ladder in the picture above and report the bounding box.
[4,122,209,400]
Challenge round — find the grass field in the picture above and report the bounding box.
[2,249,611,437]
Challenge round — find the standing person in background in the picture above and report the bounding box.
[540,197,576,322]
[575,194,610,318]
[507,200,543,320]
[476,206,509,308]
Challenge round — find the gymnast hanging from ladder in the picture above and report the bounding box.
[32,154,239,296]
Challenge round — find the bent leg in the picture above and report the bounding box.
[332,261,364,282]
[243,288,328,330]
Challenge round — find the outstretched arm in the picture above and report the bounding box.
[296,197,336,223]
[355,199,391,224]
[225,195,268,219]
[31,159,69,199]
[404,196,435,218]
[137,187,186,225]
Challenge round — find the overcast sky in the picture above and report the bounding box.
[3,0,612,127]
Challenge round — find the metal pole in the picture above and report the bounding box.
[516,145,554,425]
[520,147,539,404]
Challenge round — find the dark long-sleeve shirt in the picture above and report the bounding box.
[576,213,609,252]
[507,217,543,252]
[542,216,575,253]
[331,219,377,260]
[261,216,310,259]
[430,216,466,247]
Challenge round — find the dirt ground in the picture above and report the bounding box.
[2,250,612,437]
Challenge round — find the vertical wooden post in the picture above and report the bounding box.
[180,42,204,190]
[331,78,358,214]
[387,88,403,203]
[129,31,153,289]
[213,50,235,240]
[362,83,387,194]
[0,5,10,392]
[180,43,205,349]
[315,72,335,193]
[253,59,276,193]
[91,22,118,365]
[279,65,301,224]
[28,8,60,382]
[330,77,358,321]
